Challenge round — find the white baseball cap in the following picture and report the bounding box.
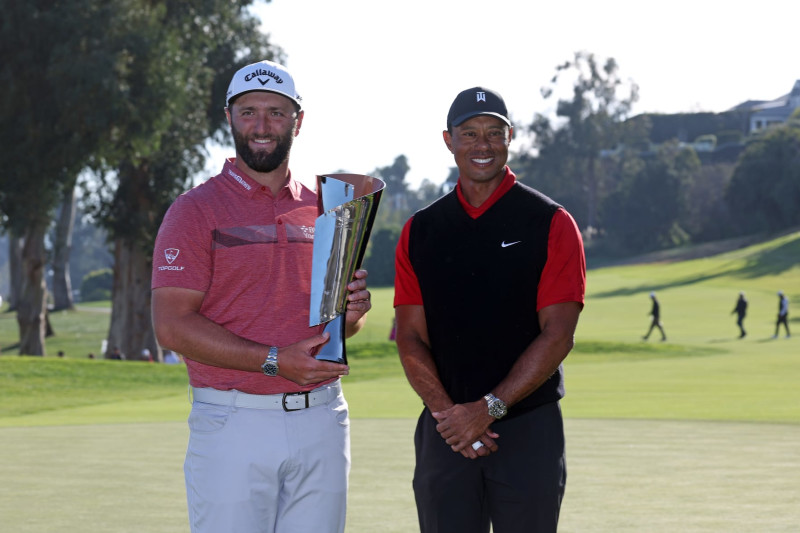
[225,59,302,109]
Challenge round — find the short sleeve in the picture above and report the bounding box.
[537,208,586,311]
[151,195,213,293]
[393,217,422,306]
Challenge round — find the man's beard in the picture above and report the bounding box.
[231,123,295,173]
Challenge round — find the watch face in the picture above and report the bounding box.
[261,361,278,377]
[262,346,279,376]
[488,399,507,419]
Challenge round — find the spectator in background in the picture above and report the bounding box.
[773,291,790,339]
[732,291,748,338]
[643,292,667,342]
[163,350,181,364]
[109,346,124,360]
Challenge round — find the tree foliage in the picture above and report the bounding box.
[0,0,130,354]
[517,51,641,233]
[726,124,800,234]
[0,0,278,356]
[602,142,699,253]
[362,227,401,287]
[83,0,278,359]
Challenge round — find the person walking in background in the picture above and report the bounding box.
[643,292,667,341]
[773,291,790,338]
[394,86,586,533]
[151,59,372,533]
[162,349,181,364]
[732,291,748,338]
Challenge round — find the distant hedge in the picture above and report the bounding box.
[80,268,112,302]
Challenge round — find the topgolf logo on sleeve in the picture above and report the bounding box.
[159,248,184,271]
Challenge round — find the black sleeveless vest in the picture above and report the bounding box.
[408,182,564,416]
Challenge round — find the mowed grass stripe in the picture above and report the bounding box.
[1,419,798,533]
[0,230,798,532]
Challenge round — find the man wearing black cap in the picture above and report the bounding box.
[394,87,586,532]
[152,59,372,533]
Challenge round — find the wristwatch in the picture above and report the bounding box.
[484,393,508,419]
[260,346,279,377]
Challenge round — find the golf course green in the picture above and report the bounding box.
[1,230,798,532]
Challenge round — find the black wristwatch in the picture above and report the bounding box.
[260,346,279,377]
[484,393,508,419]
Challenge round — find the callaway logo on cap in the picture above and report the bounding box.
[226,59,303,109]
[446,86,510,129]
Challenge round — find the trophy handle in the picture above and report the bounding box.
[315,314,346,364]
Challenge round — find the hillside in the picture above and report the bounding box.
[589,226,800,268]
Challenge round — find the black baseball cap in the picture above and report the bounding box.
[446,87,511,129]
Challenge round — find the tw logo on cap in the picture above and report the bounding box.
[446,86,511,129]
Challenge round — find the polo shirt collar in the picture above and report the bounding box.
[456,166,516,219]
[221,158,303,201]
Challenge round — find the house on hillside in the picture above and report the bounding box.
[731,80,800,133]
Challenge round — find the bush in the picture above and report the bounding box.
[80,268,112,302]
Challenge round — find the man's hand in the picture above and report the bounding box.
[345,269,371,336]
[432,401,499,459]
[276,332,349,386]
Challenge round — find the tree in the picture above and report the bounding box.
[363,227,401,287]
[51,185,78,311]
[680,162,736,242]
[5,234,23,311]
[725,124,800,235]
[85,1,277,360]
[516,51,641,236]
[602,141,699,253]
[0,0,124,354]
[374,155,412,216]
[371,155,414,227]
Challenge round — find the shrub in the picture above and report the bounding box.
[80,268,112,302]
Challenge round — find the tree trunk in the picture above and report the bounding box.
[106,236,159,361]
[7,234,23,311]
[585,155,598,235]
[17,222,49,355]
[52,183,77,311]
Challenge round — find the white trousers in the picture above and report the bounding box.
[184,386,350,533]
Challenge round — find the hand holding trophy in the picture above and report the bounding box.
[309,174,385,363]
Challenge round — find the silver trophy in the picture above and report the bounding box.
[310,173,385,363]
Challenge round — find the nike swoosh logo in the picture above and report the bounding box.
[501,240,521,248]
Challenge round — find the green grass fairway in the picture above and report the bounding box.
[2,419,798,532]
[1,230,799,531]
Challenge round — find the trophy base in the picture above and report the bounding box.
[315,315,347,365]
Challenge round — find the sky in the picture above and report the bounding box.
[206,0,798,189]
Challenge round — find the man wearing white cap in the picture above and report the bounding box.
[394,87,586,532]
[151,59,372,533]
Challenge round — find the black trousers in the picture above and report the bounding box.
[412,401,566,533]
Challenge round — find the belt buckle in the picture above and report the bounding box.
[282,391,310,412]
